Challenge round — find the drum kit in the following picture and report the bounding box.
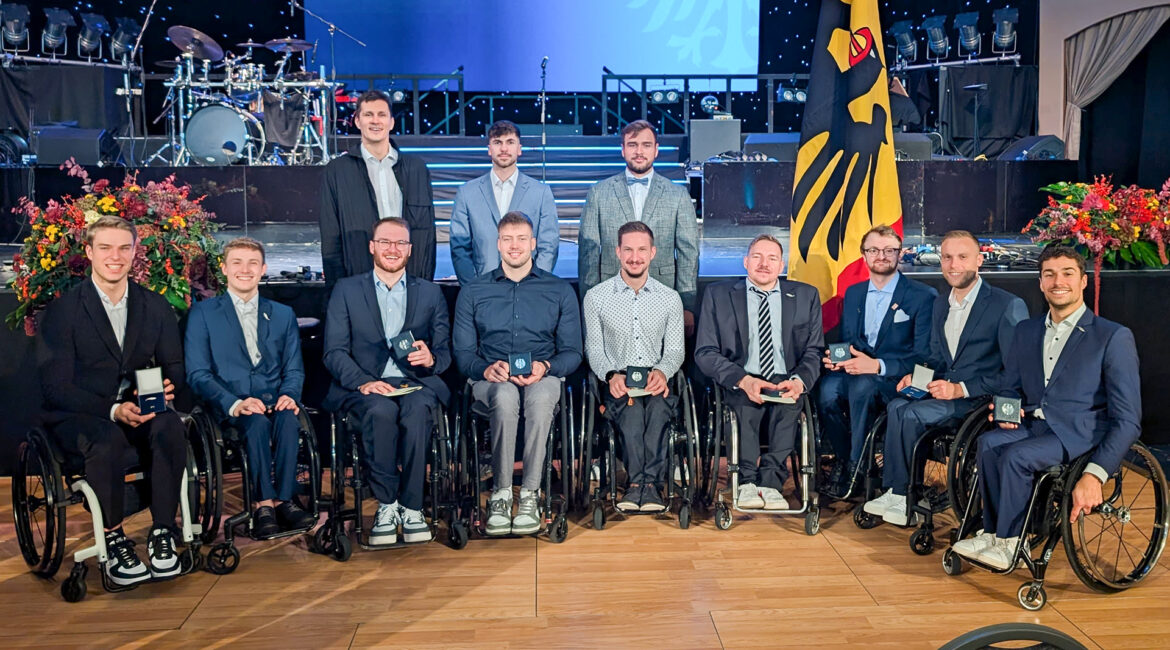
[149,25,337,166]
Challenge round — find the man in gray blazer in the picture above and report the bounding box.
[450,121,559,283]
[578,120,699,331]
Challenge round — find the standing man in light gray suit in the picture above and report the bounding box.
[450,121,559,284]
[578,120,699,332]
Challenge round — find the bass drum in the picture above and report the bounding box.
[186,104,266,166]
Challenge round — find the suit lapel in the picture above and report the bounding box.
[218,294,251,363]
[731,279,749,358]
[779,281,797,371]
[403,275,418,335]
[874,276,906,348]
[479,174,501,224]
[509,173,531,212]
[120,284,144,364]
[611,176,636,223]
[80,280,122,361]
[641,174,666,223]
[1047,311,1091,388]
[933,295,951,366]
[257,298,272,363]
[361,273,387,344]
[953,282,991,362]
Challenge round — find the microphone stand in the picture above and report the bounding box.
[122,0,159,165]
[291,0,366,159]
[540,57,548,182]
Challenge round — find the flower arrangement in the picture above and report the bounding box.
[6,160,225,335]
[1024,176,1170,312]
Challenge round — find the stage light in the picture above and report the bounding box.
[78,13,108,57]
[1,4,30,50]
[648,88,680,104]
[389,89,407,104]
[955,12,980,56]
[110,17,139,59]
[42,8,75,54]
[776,86,806,103]
[922,16,949,59]
[700,95,720,115]
[993,8,1019,54]
[890,20,917,63]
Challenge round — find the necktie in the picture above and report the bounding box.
[626,176,649,186]
[750,286,775,380]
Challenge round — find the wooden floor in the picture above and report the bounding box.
[2,476,1167,650]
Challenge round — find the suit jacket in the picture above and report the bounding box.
[837,273,937,379]
[184,293,305,419]
[999,311,1141,476]
[577,172,699,309]
[449,170,559,283]
[322,272,452,408]
[695,278,825,392]
[319,141,436,289]
[38,279,188,423]
[926,279,1029,397]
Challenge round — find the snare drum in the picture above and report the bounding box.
[226,62,265,101]
[185,103,266,165]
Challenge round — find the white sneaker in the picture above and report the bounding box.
[486,488,513,536]
[760,487,787,510]
[863,489,899,517]
[369,502,400,545]
[401,507,432,543]
[952,530,997,561]
[737,483,765,509]
[512,489,542,535]
[979,536,1024,571]
[881,495,917,525]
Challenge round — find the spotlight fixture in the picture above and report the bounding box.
[389,88,407,104]
[955,12,980,56]
[648,88,681,104]
[42,8,75,55]
[110,17,140,59]
[993,7,1019,54]
[921,16,949,60]
[776,86,807,103]
[78,13,108,57]
[889,20,917,63]
[1,4,30,51]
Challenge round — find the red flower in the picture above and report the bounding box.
[93,178,110,193]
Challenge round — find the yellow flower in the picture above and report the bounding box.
[129,185,142,192]
[1110,222,1120,230]
[96,196,118,214]
[40,256,52,270]
[1134,226,1141,237]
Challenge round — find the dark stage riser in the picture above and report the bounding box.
[0,270,1165,476]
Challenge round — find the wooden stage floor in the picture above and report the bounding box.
[1,476,1167,649]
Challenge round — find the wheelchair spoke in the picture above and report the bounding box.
[1125,477,1152,513]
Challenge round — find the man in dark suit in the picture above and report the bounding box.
[817,225,936,492]
[39,216,190,587]
[953,246,1141,569]
[863,230,1028,526]
[320,90,436,289]
[695,234,824,509]
[323,217,451,546]
[185,237,315,538]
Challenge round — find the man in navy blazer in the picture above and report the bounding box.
[185,237,315,537]
[953,246,1141,569]
[864,230,1028,526]
[816,226,936,492]
[323,217,452,545]
[695,235,824,509]
[450,121,559,283]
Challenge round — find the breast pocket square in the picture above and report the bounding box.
[893,309,910,323]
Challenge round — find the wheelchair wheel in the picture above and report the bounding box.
[1062,441,1169,593]
[1017,581,1047,611]
[291,411,322,516]
[13,434,66,578]
[448,520,470,550]
[549,513,568,543]
[804,507,821,536]
[910,526,935,555]
[678,502,691,530]
[207,542,240,575]
[947,413,992,523]
[853,502,880,529]
[187,409,223,544]
[61,563,88,602]
[941,548,966,576]
[592,502,606,530]
[715,501,733,530]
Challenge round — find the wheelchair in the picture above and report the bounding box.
[453,377,573,543]
[852,397,989,556]
[187,403,323,574]
[310,399,461,560]
[12,415,214,602]
[701,383,821,535]
[943,440,1169,611]
[577,370,700,530]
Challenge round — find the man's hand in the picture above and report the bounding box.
[822,352,838,371]
[114,401,155,427]
[274,395,300,414]
[927,380,964,401]
[608,372,629,399]
[1070,473,1104,523]
[358,380,395,396]
[836,347,881,375]
[986,401,1018,429]
[484,360,510,383]
[511,360,548,387]
[896,374,912,391]
[646,369,670,397]
[736,375,780,405]
[232,397,268,417]
[683,310,695,337]
[163,378,176,403]
[407,340,435,368]
[776,378,804,401]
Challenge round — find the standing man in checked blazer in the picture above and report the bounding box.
[450,120,559,283]
[578,120,699,332]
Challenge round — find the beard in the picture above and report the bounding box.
[625,158,652,175]
[946,269,977,290]
[501,252,531,270]
[374,253,406,274]
[867,259,896,279]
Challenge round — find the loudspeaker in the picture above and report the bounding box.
[689,118,741,163]
[744,132,800,161]
[997,135,1065,161]
[892,133,933,160]
[33,125,115,166]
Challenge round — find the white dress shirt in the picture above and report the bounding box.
[226,291,263,417]
[583,275,685,380]
[944,276,982,397]
[362,143,403,219]
[94,278,129,422]
[492,168,518,218]
[624,168,654,221]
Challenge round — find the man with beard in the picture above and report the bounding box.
[952,246,1139,570]
[323,217,452,545]
[578,120,699,333]
[450,121,559,283]
[584,221,685,512]
[453,212,582,535]
[816,225,937,494]
[863,230,1028,526]
[695,235,824,510]
[320,90,436,290]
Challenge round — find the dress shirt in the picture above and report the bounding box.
[945,276,983,397]
[374,271,408,379]
[865,272,900,375]
[743,281,785,378]
[453,266,582,380]
[583,275,684,379]
[625,168,654,221]
[492,168,518,219]
[229,291,262,366]
[95,278,130,422]
[362,144,403,219]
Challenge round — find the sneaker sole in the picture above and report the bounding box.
[150,565,182,579]
[106,570,151,587]
[402,530,432,543]
[511,524,540,535]
[762,503,787,511]
[617,501,639,512]
[738,500,765,509]
[486,524,512,536]
[367,532,399,545]
[639,505,666,513]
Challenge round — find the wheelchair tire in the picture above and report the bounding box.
[187,409,223,544]
[180,546,203,575]
[941,548,966,576]
[804,508,820,536]
[1017,582,1047,611]
[61,564,87,603]
[910,527,935,555]
[678,503,691,530]
[448,520,470,550]
[332,533,353,562]
[715,502,733,530]
[206,542,240,575]
[853,503,880,529]
[549,514,568,543]
[946,404,993,523]
[592,503,605,531]
[13,436,66,578]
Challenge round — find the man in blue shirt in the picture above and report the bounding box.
[453,212,583,535]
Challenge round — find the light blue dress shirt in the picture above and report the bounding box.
[374,271,407,378]
[624,168,654,221]
[743,282,785,378]
[865,272,899,376]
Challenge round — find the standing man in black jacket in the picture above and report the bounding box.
[319,90,436,289]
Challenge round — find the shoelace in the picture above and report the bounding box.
[108,535,139,566]
[402,510,424,525]
[517,496,537,514]
[375,506,398,527]
[149,530,175,559]
[489,499,510,516]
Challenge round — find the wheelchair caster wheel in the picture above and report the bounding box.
[910,527,935,555]
[592,504,605,531]
[853,503,880,530]
[715,502,732,530]
[942,549,965,576]
[331,533,353,562]
[448,521,470,550]
[548,514,568,543]
[678,503,691,530]
[207,542,240,575]
[1017,582,1047,611]
[804,508,821,536]
[180,546,202,574]
[61,565,87,602]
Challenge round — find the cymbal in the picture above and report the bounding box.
[167,25,224,62]
[236,40,265,49]
[155,60,179,69]
[265,37,313,53]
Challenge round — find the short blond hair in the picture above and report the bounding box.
[223,236,266,263]
[85,215,137,245]
[748,234,783,255]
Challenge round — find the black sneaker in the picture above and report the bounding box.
[276,501,316,531]
[147,527,181,579]
[253,505,280,538]
[104,530,150,587]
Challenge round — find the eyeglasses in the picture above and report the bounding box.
[372,239,412,249]
[862,247,901,258]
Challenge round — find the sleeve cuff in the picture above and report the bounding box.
[877,359,887,376]
[1084,463,1110,484]
[228,399,243,418]
[959,381,970,398]
[791,375,806,391]
[109,403,119,422]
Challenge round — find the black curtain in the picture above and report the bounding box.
[1081,20,1170,188]
[939,65,1038,158]
[0,66,128,139]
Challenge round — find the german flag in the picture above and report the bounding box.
[789,0,902,332]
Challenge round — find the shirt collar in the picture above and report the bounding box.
[614,274,656,293]
[1045,302,1088,331]
[491,265,540,282]
[228,290,259,310]
[493,169,518,188]
[868,271,900,295]
[361,143,399,165]
[747,278,780,295]
[624,168,654,185]
[92,277,127,309]
[949,276,982,309]
[372,270,406,292]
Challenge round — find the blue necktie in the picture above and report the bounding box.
[626,176,649,186]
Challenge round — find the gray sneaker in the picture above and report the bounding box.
[512,490,541,535]
[401,507,432,543]
[369,502,400,545]
[486,489,513,536]
[639,484,666,512]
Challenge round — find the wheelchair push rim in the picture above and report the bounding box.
[13,437,67,577]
